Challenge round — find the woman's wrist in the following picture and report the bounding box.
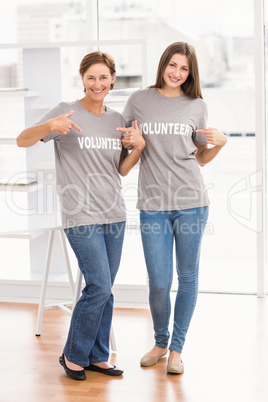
[135,138,146,151]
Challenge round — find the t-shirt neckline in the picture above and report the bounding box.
[78,99,110,116]
[153,88,186,100]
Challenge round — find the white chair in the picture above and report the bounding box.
[35,228,75,336]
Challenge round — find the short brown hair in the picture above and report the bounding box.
[151,42,203,99]
[79,51,116,91]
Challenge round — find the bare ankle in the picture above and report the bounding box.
[168,351,182,364]
[147,345,168,357]
[65,355,83,371]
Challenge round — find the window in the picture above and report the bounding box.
[98,0,257,293]
[0,0,265,298]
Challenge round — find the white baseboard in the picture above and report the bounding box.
[0,279,149,308]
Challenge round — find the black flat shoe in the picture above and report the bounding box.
[84,364,123,376]
[59,353,86,380]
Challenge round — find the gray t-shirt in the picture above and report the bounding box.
[36,100,128,228]
[122,87,210,211]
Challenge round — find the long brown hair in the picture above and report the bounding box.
[151,42,203,99]
[79,51,116,92]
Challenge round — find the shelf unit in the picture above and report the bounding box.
[0,138,17,144]
[0,45,63,275]
[0,183,39,193]
[0,90,40,97]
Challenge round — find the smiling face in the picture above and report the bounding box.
[82,63,115,103]
[162,53,190,95]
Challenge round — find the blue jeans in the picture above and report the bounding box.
[140,207,209,353]
[63,222,126,367]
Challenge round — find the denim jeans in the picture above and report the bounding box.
[63,221,126,367]
[140,207,209,353]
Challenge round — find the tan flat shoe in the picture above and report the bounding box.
[167,361,184,374]
[140,347,168,367]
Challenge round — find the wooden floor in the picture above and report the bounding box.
[1,293,268,402]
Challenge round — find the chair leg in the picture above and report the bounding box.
[59,228,75,297]
[35,230,55,336]
[110,325,117,352]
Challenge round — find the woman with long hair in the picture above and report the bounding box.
[117,42,227,374]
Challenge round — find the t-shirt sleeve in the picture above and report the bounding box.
[192,100,208,145]
[119,115,129,158]
[32,103,65,143]
[122,92,136,126]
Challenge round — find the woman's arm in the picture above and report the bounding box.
[17,110,82,148]
[117,120,146,176]
[195,127,227,166]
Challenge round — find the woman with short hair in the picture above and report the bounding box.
[17,51,145,380]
